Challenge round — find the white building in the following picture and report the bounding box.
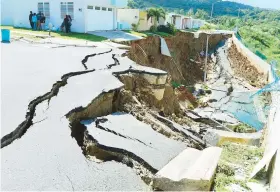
[160,13,183,29]
[159,13,206,30]
[1,0,128,33]
[117,9,139,30]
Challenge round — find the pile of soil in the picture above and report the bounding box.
[228,43,267,88]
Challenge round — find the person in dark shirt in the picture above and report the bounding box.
[29,11,33,28]
[40,13,46,30]
[37,12,42,30]
[64,15,69,33]
[67,15,72,32]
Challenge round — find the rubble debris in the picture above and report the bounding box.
[160,37,171,57]
[150,113,208,149]
[228,42,267,88]
[153,147,222,191]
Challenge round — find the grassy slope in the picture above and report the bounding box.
[1,26,107,42]
[214,142,264,191]
[124,30,172,38]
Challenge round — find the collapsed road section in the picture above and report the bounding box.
[1,31,274,191]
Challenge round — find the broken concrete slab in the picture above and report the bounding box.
[204,129,262,146]
[160,37,171,57]
[86,113,186,171]
[151,113,207,148]
[153,147,222,191]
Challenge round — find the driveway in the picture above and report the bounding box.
[89,30,143,41]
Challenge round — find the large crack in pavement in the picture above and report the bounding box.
[81,49,113,70]
[1,69,95,148]
[1,49,116,148]
[69,120,157,184]
[95,118,155,149]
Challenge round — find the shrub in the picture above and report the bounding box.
[150,25,157,33]
[157,23,176,35]
[131,21,140,31]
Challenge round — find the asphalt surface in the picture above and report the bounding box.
[1,41,169,190]
[87,113,186,170]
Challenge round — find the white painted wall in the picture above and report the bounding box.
[117,9,139,30]
[163,13,183,29]
[1,0,85,32]
[175,16,181,29]
[84,0,127,8]
[192,19,205,29]
[1,0,15,26]
[49,0,85,33]
[1,0,127,32]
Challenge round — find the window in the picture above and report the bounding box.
[95,6,100,10]
[87,5,93,9]
[102,7,106,11]
[108,8,112,11]
[38,2,50,18]
[61,2,74,19]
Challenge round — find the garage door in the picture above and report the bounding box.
[87,6,114,31]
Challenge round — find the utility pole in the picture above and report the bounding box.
[210,3,214,19]
[211,1,221,19]
[204,34,210,82]
[238,8,241,18]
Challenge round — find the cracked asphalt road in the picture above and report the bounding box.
[1,41,181,191]
[87,113,186,170]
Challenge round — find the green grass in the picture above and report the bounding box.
[1,26,107,42]
[123,30,172,38]
[227,123,256,133]
[182,28,199,32]
[214,142,264,191]
[215,173,250,192]
[142,31,172,37]
[123,30,148,38]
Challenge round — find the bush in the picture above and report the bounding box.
[157,23,176,35]
[150,25,157,33]
[131,21,140,31]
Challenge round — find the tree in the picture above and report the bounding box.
[179,9,185,15]
[147,8,166,27]
[195,9,209,20]
[187,8,194,16]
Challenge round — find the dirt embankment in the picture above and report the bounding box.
[228,42,267,87]
[128,32,228,85]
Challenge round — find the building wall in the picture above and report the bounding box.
[117,9,139,30]
[175,16,181,29]
[182,18,192,29]
[163,13,183,29]
[1,0,14,26]
[1,0,86,32]
[192,19,205,29]
[138,11,153,31]
[84,0,127,8]
[1,0,127,32]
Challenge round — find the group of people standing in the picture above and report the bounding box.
[61,15,72,33]
[29,11,46,30]
[28,11,72,33]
